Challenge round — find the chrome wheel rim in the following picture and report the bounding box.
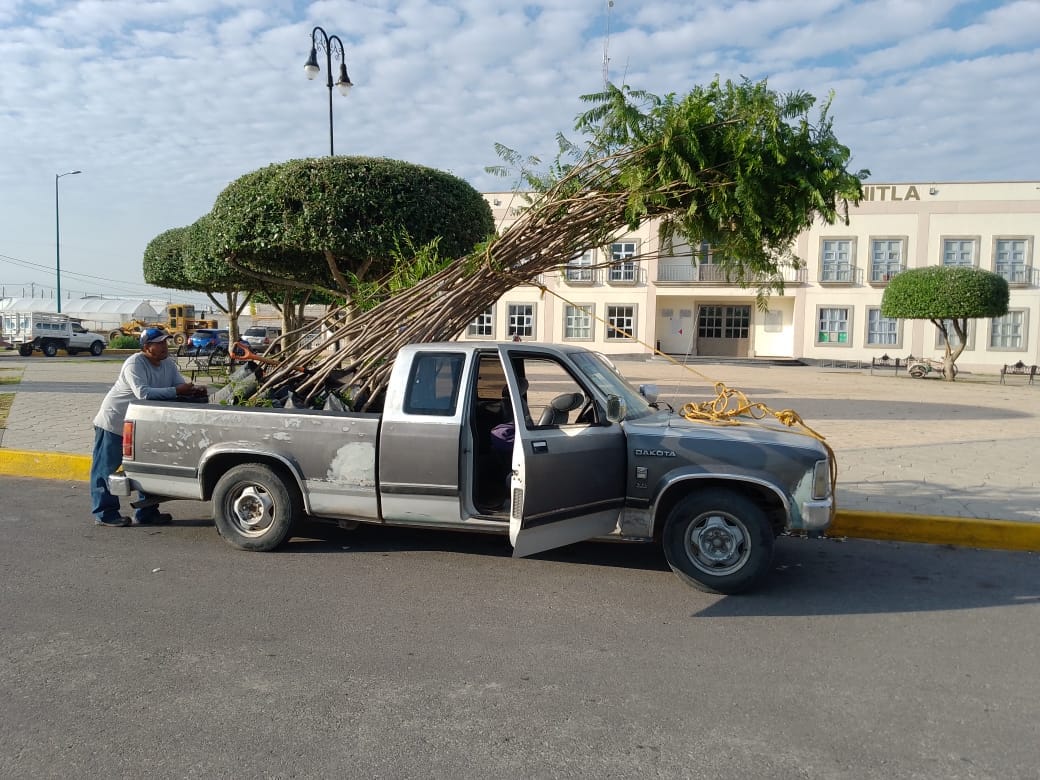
[229,485,275,537]
[683,511,751,576]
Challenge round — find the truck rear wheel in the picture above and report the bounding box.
[662,489,774,595]
[18,344,33,357]
[41,341,59,357]
[212,463,300,551]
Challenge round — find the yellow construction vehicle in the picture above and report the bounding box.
[106,304,217,346]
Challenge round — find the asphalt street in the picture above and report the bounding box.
[2,476,1039,779]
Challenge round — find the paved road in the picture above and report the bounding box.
[1,477,1038,778]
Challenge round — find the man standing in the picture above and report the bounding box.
[90,327,206,526]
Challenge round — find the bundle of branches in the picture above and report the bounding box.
[251,79,867,410]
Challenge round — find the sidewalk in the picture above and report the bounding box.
[2,351,1038,550]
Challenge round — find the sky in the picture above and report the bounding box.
[1,0,1039,311]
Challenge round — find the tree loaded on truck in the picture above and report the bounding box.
[109,343,834,594]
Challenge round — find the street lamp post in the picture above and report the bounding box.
[55,170,82,314]
[304,25,353,156]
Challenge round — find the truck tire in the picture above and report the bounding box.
[662,488,775,595]
[212,463,300,551]
[41,341,58,357]
[109,330,123,343]
[90,341,104,356]
[173,333,187,347]
[18,343,33,357]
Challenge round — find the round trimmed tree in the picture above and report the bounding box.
[882,266,1009,380]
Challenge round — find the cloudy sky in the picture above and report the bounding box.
[1,0,1038,309]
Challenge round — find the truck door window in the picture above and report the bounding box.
[404,352,466,416]
[512,356,594,428]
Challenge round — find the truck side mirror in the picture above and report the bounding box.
[606,395,626,423]
[638,383,659,404]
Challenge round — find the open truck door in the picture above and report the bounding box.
[499,346,627,558]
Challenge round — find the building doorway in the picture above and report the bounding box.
[696,304,751,357]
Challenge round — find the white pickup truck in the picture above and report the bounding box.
[3,312,107,356]
[110,342,834,594]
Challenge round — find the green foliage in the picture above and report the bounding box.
[183,214,257,294]
[209,156,495,292]
[882,266,1010,319]
[489,78,868,289]
[142,227,192,290]
[109,335,142,349]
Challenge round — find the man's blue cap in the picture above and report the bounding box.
[140,327,171,346]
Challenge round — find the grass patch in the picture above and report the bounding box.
[0,392,13,429]
[0,368,23,386]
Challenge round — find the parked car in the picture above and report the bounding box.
[242,325,282,351]
[190,329,229,350]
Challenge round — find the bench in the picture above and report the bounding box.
[176,345,230,382]
[1000,361,1037,385]
[870,354,913,375]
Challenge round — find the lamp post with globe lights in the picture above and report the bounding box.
[304,26,353,156]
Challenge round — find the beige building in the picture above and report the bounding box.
[461,183,1040,372]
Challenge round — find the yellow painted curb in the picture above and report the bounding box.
[0,449,91,482]
[832,509,1040,553]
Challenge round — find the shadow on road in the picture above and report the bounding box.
[253,519,1040,617]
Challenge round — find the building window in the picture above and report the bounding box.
[990,310,1027,350]
[870,238,904,282]
[565,250,595,283]
[466,307,494,338]
[994,238,1030,284]
[817,307,851,345]
[609,241,638,283]
[507,304,534,339]
[866,307,900,347]
[942,238,976,267]
[562,304,594,340]
[820,239,854,282]
[606,305,635,340]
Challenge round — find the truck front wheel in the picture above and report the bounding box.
[662,489,775,595]
[18,344,33,357]
[90,341,104,356]
[212,463,300,551]
[41,341,59,357]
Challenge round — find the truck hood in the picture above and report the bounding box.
[625,411,830,460]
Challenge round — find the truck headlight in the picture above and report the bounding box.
[812,459,830,500]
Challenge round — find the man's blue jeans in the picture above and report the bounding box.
[90,426,159,522]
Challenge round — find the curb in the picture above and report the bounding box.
[0,450,92,482]
[829,510,1040,553]
[0,448,1037,554]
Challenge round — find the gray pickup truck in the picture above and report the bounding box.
[110,342,833,593]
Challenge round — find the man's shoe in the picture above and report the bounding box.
[95,516,131,527]
[133,512,173,526]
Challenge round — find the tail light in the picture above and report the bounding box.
[122,421,134,458]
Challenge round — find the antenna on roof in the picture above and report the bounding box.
[602,0,614,85]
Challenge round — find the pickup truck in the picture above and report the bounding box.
[110,342,834,594]
[3,312,107,356]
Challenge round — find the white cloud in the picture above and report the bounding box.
[0,0,1038,305]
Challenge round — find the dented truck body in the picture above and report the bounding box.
[111,342,833,594]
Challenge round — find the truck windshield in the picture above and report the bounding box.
[569,352,656,421]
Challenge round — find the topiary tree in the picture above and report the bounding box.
[182,215,256,343]
[882,266,1009,380]
[209,156,495,297]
